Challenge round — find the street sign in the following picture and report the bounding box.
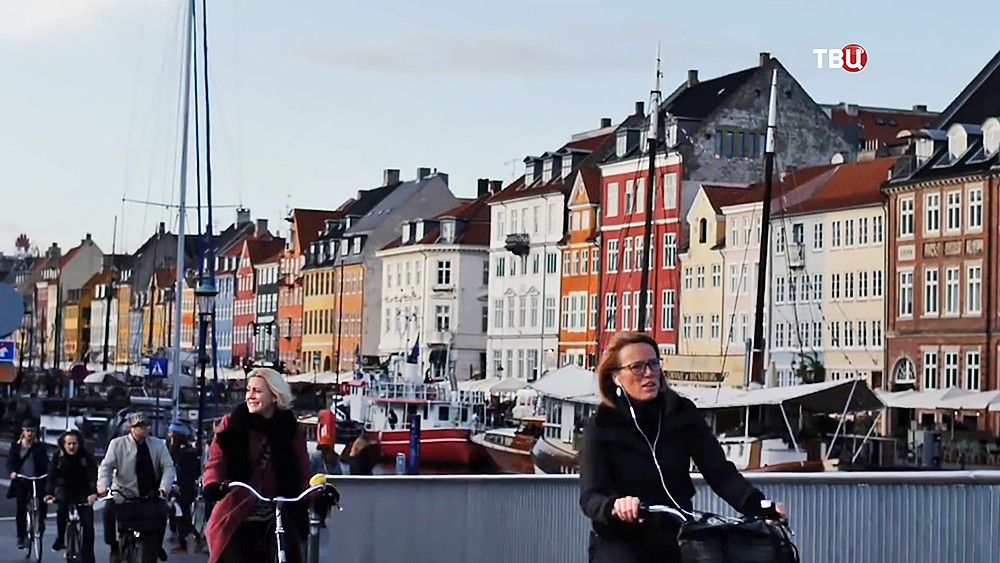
[148,357,168,378]
[0,340,15,364]
[0,284,25,338]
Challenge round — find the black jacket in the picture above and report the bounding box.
[5,440,50,499]
[579,388,766,548]
[45,450,98,501]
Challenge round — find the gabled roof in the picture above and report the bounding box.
[380,194,491,251]
[934,49,1000,129]
[245,239,285,265]
[490,132,613,204]
[346,175,443,236]
[664,67,758,120]
[825,103,939,148]
[289,208,342,250]
[701,184,758,214]
[315,184,400,244]
[775,157,897,217]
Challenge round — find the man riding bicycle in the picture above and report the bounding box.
[44,429,99,561]
[5,419,50,550]
[97,412,176,563]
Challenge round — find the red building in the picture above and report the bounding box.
[232,238,285,365]
[597,126,683,355]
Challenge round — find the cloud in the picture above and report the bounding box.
[299,32,643,77]
[0,0,171,44]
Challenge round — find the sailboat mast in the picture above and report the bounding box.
[748,68,779,387]
[170,0,196,423]
[101,215,118,371]
[636,44,662,332]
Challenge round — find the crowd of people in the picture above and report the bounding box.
[5,367,347,563]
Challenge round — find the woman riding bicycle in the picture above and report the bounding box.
[579,332,786,563]
[44,429,98,562]
[5,419,49,551]
[202,368,311,562]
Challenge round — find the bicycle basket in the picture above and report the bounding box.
[114,499,168,535]
[677,515,800,563]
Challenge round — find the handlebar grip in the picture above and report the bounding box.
[637,502,649,517]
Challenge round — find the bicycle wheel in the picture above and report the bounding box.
[65,522,81,562]
[121,537,140,563]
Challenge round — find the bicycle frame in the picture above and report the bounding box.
[15,473,48,560]
[98,489,164,562]
[226,481,328,563]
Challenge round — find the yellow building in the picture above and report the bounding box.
[115,281,132,364]
[664,184,758,387]
[301,261,338,371]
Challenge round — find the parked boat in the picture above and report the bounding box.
[343,379,488,466]
[470,416,545,474]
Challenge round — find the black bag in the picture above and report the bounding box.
[114,498,169,535]
[677,514,800,563]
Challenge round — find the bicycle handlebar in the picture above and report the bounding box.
[226,481,326,504]
[97,489,164,503]
[14,473,48,481]
[638,503,688,522]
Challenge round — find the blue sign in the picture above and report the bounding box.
[0,340,14,364]
[147,357,168,378]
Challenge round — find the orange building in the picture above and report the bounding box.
[557,169,603,368]
[279,209,340,373]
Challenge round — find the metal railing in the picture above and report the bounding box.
[323,472,1000,563]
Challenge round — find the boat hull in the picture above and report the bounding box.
[472,436,535,474]
[530,436,580,475]
[375,427,480,466]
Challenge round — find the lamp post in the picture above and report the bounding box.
[195,280,218,453]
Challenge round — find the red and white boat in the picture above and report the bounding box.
[343,377,488,466]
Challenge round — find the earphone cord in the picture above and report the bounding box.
[623,392,698,521]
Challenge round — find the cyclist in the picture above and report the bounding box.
[5,418,49,550]
[97,412,176,563]
[202,367,311,562]
[166,422,205,554]
[44,429,98,561]
[579,333,786,563]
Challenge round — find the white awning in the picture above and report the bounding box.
[700,378,883,413]
[529,365,598,403]
[937,390,1000,411]
[878,387,972,410]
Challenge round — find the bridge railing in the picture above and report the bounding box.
[324,471,1000,563]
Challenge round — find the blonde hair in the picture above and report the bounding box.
[247,368,293,411]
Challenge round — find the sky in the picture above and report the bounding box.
[0,0,996,255]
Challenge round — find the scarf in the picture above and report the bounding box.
[215,403,302,497]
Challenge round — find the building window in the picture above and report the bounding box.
[661,290,674,331]
[606,183,619,217]
[966,264,982,314]
[899,197,914,237]
[945,267,959,315]
[604,293,617,330]
[435,260,452,285]
[924,193,940,234]
[966,351,981,390]
[967,187,983,230]
[944,352,959,388]
[923,267,939,316]
[946,191,961,232]
[813,223,823,250]
[898,270,914,317]
[922,351,938,389]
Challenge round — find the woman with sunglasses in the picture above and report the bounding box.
[579,332,786,563]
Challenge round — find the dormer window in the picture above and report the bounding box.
[983,117,1000,156]
[341,241,348,256]
[542,158,553,182]
[524,158,536,185]
[441,220,455,243]
[947,124,969,161]
[352,237,362,254]
[561,155,573,179]
[616,130,628,157]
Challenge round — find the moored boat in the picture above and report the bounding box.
[470,416,545,474]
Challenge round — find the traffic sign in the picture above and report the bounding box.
[148,357,168,378]
[0,340,15,364]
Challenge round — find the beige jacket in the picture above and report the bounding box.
[97,434,175,500]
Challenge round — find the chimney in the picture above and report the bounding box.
[759,52,770,67]
[383,168,400,185]
[490,180,504,194]
[255,218,268,237]
[600,117,612,128]
[417,167,432,180]
[634,101,645,116]
[477,178,490,197]
[83,233,92,244]
[687,69,699,86]
[912,104,927,112]
[158,222,166,235]
[236,207,251,225]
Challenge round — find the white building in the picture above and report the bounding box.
[375,186,494,381]
[88,273,118,365]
